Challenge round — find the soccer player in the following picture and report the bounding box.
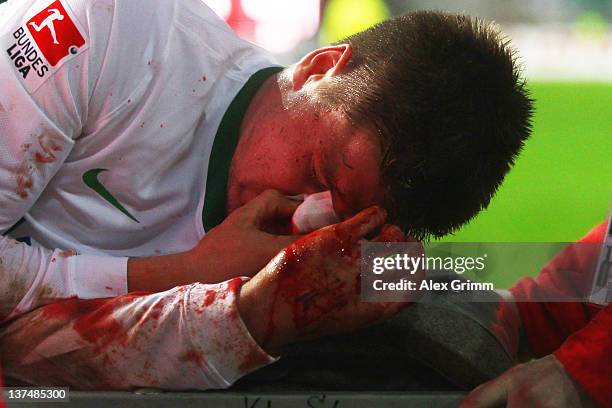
[0,0,531,390]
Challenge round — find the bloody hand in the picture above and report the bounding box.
[238,206,416,354]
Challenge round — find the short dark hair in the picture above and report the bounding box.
[318,11,533,239]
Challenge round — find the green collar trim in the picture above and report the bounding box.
[202,66,283,232]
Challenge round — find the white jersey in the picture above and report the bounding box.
[0,0,280,389]
[0,0,279,316]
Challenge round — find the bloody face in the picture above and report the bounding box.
[228,109,386,221]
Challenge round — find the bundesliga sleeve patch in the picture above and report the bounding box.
[3,0,88,93]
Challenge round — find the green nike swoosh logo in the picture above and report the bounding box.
[83,169,139,223]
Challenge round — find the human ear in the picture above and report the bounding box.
[291,44,352,91]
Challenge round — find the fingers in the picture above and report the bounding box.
[336,206,387,240]
[459,376,509,408]
[241,189,302,227]
[372,224,406,242]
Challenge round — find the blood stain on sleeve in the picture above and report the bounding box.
[226,277,243,296]
[180,350,204,368]
[203,290,216,307]
[132,310,146,325]
[41,293,150,348]
[41,297,104,319]
[35,132,63,164]
[39,132,62,150]
[35,152,55,164]
[147,300,165,322]
[14,131,64,198]
[59,250,77,257]
[15,160,34,199]
[238,350,270,373]
[215,278,241,302]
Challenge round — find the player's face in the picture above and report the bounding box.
[229,47,387,219]
[315,125,386,219]
[228,112,386,221]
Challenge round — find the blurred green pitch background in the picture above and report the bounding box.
[439,82,612,243]
[435,82,611,286]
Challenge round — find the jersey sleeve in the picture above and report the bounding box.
[0,278,276,389]
[553,305,611,408]
[509,222,606,355]
[0,235,127,322]
[510,222,610,407]
[0,364,4,408]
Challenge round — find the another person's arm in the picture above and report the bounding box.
[461,222,609,408]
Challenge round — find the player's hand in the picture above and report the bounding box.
[188,189,303,283]
[459,354,596,408]
[128,189,302,292]
[238,206,420,353]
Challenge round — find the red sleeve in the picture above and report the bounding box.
[510,222,611,407]
[0,364,5,408]
[554,305,612,408]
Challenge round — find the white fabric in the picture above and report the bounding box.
[0,278,277,389]
[291,190,340,234]
[0,0,278,388]
[0,235,128,321]
[0,0,277,312]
